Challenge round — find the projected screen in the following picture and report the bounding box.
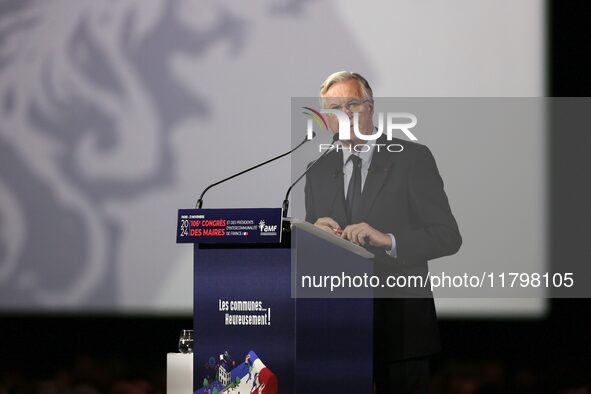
[0,1,545,316]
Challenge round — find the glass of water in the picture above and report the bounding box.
[178,329,194,353]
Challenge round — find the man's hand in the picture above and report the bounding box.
[314,217,342,236]
[340,222,392,249]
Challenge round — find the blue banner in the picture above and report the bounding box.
[176,208,283,244]
[193,247,292,393]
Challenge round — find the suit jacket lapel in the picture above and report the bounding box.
[323,150,348,227]
[355,143,394,223]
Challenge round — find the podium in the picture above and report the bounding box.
[177,208,373,393]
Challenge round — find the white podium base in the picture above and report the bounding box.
[167,353,193,394]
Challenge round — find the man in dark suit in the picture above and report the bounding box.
[304,71,462,393]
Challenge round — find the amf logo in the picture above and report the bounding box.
[258,220,278,236]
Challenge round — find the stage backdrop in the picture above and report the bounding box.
[0,0,545,317]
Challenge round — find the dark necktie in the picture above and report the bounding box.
[346,154,362,224]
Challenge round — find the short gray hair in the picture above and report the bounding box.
[320,71,373,98]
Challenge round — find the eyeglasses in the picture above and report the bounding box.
[326,98,372,112]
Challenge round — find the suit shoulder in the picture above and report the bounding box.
[305,149,339,176]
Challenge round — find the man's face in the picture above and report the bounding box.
[321,79,374,145]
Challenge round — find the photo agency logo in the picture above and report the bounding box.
[302,104,419,152]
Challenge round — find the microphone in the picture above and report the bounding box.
[282,133,339,217]
[196,132,315,208]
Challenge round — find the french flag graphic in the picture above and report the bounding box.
[195,350,277,394]
[246,351,277,394]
